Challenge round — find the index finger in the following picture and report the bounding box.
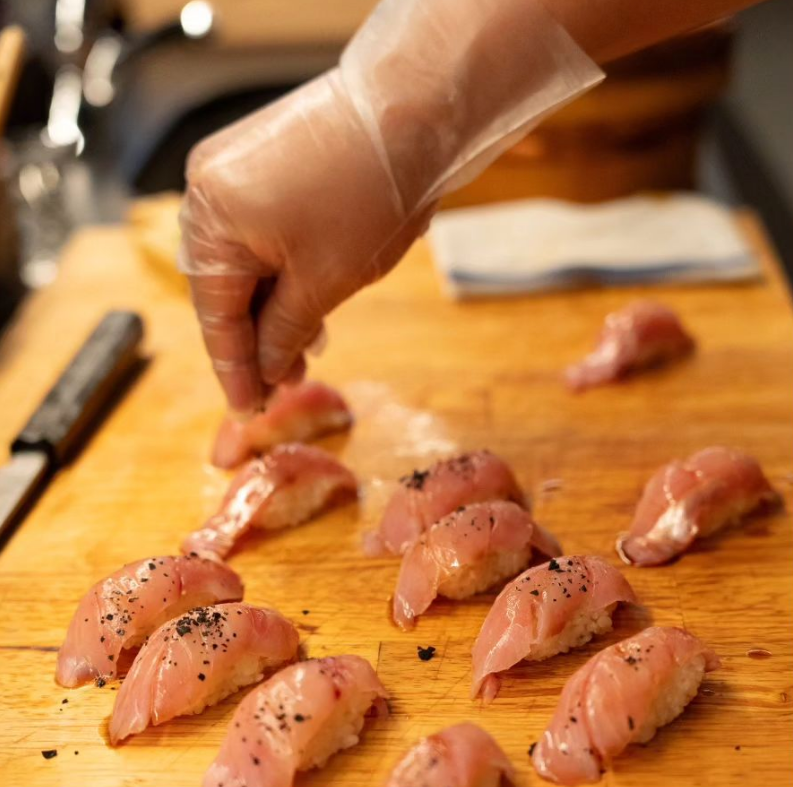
[188,273,267,413]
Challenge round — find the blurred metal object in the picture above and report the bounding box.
[42,0,90,154]
[82,32,123,107]
[82,1,215,109]
[48,0,217,152]
[112,0,215,73]
[2,0,215,295]
[54,0,87,55]
[11,132,76,288]
[44,64,84,150]
[16,2,85,288]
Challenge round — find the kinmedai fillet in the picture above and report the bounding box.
[182,443,358,559]
[203,654,388,787]
[617,446,779,566]
[531,626,720,785]
[212,381,353,469]
[392,500,562,630]
[471,555,637,702]
[55,555,243,688]
[365,450,526,557]
[109,603,299,744]
[565,300,694,392]
[383,722,516,787]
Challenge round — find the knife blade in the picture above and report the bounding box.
[0,310,144,548]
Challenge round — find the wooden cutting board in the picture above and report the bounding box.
[0,212,791,787]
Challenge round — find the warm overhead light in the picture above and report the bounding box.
[180,1,214,39]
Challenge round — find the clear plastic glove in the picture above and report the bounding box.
[179,0,603,413]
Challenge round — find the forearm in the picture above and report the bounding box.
[340,0,603,213]
[544,0,760,63]
[339,0,761,216]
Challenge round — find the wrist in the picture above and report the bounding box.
[340,0,603,213]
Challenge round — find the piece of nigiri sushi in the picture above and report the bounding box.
[384,722,516,787]
[565,300,694,392]
[204,654,388,787]
[183,443,358,559]
[392,501,562,630]
[531,626,720,785]
[56,556,243,688]
[471,555,637,702]
[367,450,526,557]
[212,381,353,469]
[617,446,779,567]
[109,603,299,744]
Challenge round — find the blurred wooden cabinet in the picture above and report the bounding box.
[444,24,733,207]
[120,0,376,47]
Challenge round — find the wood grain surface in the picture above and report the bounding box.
[0,213,791,786]
[0,26,25,135]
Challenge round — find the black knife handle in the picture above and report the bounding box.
[11,311,144,464]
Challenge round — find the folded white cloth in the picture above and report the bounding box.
[428,193,760,298]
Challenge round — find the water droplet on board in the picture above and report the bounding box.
[98,717,112,745]
[747,648,772,659]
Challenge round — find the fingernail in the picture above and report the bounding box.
[216,367,263,414]
[306,325,328,358]
[258,349,291,386]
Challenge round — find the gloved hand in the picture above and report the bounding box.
[179,0,602,413]
[179,71,431,411]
